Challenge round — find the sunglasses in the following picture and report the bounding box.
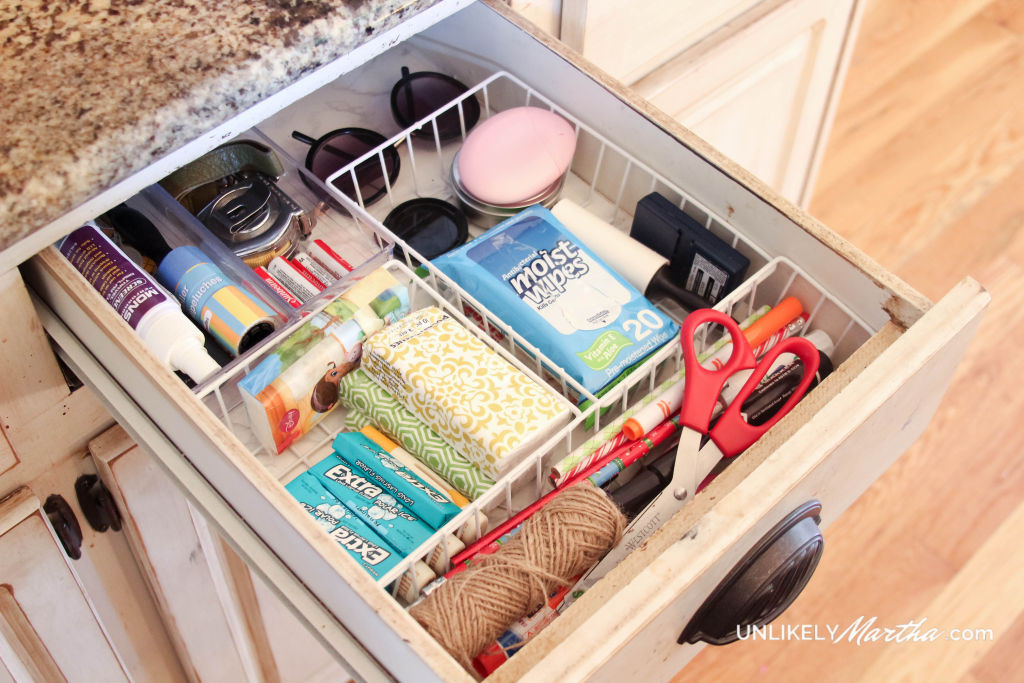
[391,66,481,141]
[292,127,400,207]
[293,67,481,208]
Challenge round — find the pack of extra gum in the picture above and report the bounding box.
[239,267,410,454]
[331,431,460,529]
[432,206,679,399]
[286,473,401,579]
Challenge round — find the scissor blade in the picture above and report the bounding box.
[561,433,725,607]
[673,429,724,499]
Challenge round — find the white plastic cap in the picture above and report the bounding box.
[142,306,220,383]
[804,329,835,358]
[169,339,220,383]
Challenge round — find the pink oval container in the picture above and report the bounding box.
[456,106,577,206]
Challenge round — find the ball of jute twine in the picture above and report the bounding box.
[409,483,625,671]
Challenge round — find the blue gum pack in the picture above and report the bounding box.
[285,473,403,579]
[432,206,679,398]
[331,432,461,530]
[305,452,435,556]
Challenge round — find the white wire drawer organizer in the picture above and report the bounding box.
[173,65,878,602]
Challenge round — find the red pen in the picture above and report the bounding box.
[449,416,683,569]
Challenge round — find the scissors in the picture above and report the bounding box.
[567,308,821,593]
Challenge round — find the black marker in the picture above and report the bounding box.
[610,349,834,519]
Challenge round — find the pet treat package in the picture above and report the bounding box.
[286,473,403,578]
[361,306,570,480]
[432,206,678,398]
[239,268,410,454]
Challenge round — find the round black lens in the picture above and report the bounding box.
[382,197,468,263]
[390,68,481,142]
[296,128,400,207]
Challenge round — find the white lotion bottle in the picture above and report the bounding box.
[552,198,708,314]
[58,222,220,383]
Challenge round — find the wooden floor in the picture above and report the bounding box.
[677,0,1024,681]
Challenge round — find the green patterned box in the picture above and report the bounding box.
[338,369,494,499]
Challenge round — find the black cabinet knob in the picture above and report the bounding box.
[679,500,823,645]
[43,494,83,560]
[75,475,122,533]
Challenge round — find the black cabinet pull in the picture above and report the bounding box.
[43,494,83,560]
[679,500,823,645]
[75,475,122,533]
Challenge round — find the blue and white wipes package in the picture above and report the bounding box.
[432,206,678,397]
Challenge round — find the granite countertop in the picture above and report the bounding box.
[0,0,442,258]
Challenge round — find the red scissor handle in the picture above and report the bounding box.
[679,309,756,432]
[709,335,821,457]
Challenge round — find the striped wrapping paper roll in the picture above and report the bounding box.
[338,369,495,499]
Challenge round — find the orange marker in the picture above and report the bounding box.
[740,296,803,351]
[358,426,471,508]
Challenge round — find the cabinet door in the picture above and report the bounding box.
[90,427,347,683]
[559,0,762,83]
[633,0,859,204]
[0,488,127,682]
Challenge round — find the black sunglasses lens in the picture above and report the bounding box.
[391,72,481,140]
[308,130,398,205]
[383,198,468,263]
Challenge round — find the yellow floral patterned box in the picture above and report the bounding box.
[361,306,570,480]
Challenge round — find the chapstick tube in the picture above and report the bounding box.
[156,246,278,356]
[58,223,219,383]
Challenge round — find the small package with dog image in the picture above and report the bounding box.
[239,268,409,453]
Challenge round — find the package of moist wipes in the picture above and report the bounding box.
[432,206,679,397]
[286,473,402,579]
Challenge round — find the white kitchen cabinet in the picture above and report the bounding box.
[0,488,126,681]
[89,425,347,683]
[1,0,987,681]
[509,0,861,205]
[0,280,188,681]
[558,0,764,84]
[632,0,860,204]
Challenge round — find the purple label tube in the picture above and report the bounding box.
[58,222,220,383]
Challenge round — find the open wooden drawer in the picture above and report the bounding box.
[20,1,988,681]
